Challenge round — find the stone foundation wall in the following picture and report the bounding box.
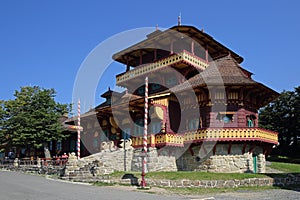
[61,173,300,189]
[177,143,266,173]
[63,142,268,179]
[64,145,178,179]
[131,147,177,172]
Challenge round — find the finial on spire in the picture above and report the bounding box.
[178,12,181,26]
[156,24,158,30]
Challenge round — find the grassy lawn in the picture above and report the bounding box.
[96,162,300,195]
[268,162,300,173]
[109,161,300,181]
[110,171,268,180]
[165,185,281,195]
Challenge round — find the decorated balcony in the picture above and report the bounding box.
[116,50,209,85]
[131,128,278,148]
[184,128,278,145]
[131,133,184,148]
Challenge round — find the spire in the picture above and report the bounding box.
[178,12,181,26]
[156,24,158,31]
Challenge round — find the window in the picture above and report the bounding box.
[134,119,143,136]
[197,93,205,102]
[246,115,256,127]
[215,91,225,99]
[228,91,238,99]
[222,115,232,123]
[151,121,161,133]
[217,112,234,123]
[188,118,199,130]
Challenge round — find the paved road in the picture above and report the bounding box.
[0,171,187,200]
[0,171,299,200]
[188,189,300,200]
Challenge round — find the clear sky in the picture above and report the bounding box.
[1,0,299,112]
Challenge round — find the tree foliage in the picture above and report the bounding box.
[259,86,300,156]
[0,86,71,150]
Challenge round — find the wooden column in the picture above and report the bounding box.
[126,58,130,72]
[191,40,195,55]
[154,49,157,61]
[205,44,209,63]
[139,50,143,65]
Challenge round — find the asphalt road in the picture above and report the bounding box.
[0,171,186,200]
[0,171,299,200]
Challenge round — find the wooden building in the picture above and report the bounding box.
[65,24,279,173]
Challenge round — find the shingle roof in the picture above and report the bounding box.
[172,55,257,92]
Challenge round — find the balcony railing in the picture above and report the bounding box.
[184,128,278,145]
[116,50,209,85]
[131,127,278,148]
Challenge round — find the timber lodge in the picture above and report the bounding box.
[61,23,279,173]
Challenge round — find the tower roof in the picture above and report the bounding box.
[170,55,279,106]
[112,25,244,67]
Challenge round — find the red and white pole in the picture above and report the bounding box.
[77,99,81,159]
[141,77,148,187]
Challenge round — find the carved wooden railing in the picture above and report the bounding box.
[131,128,278,148]
[183,128,278,145]
[116,50,209,84]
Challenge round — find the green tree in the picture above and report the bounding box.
[1,86,71,154]
[259,86,300,156]
[0,100,7,152]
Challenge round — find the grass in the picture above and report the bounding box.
[110,171,269,180]
[165,185,281,195]
[268,162,300,173]
[108,161,300,182]
[95,162,300,195]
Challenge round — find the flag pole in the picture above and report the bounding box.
[140,76,148,188]
[77,99,81,159]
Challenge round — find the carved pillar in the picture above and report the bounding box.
[205,44,209,63]
[191,40,194,55]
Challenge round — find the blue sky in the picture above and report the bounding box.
[1,0,299,112]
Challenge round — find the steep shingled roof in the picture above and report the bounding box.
[171,55,257,92]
